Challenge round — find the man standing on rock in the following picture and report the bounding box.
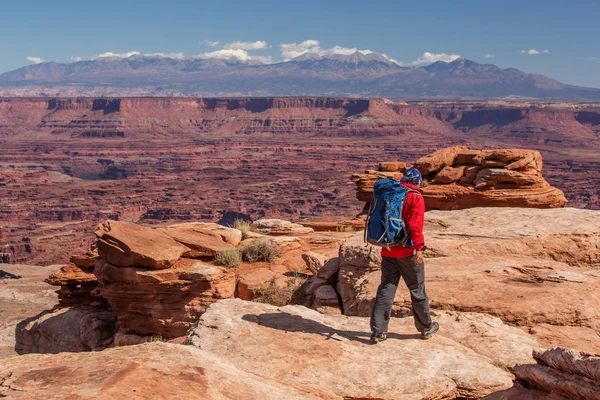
[370,167,439,343]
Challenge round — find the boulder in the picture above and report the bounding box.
[301,251,327,275]
[433,165,466,184]
[159,223,236,258]
[378,161,407,172]
[337,232,382,316]
[311,285,341,315]
[251,219,314,235]
[0,343,322,399]
[292,258,340,308]
[94,258,236,337]
[95,220,189,269]
[473,168,544,189]
[413,145,468,175]
[15,306,117,354]
[187,299,514,399]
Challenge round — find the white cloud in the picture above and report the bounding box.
[278,40,392,63]
[224,40,268,50]
[26,56,44,64]
[411,52,461,65]
[280,40,323,60]
[70,56,83,62]
[145,52,185,59]
[484,53,495,59]
[202,48,252,61]
[94,51,141,59]
[521,49,550,55]
[201,40,221,47]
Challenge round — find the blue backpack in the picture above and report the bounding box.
[365,178,419,248]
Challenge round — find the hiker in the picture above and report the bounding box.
[369,167,439,343]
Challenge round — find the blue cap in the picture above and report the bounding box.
[401,167,423,186]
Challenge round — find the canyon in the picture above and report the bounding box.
[1,97,599,265]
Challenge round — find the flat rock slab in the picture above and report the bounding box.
[0,342,323,399]
[95,220,189,269]
[188,299,514,399]
[159,223,236,258]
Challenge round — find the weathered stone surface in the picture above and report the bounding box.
[159,223,236,258]
[474,168,543,189]
[512,363,600,400]
[299,219,365,232]
[188,299,513,399]
[311,285,341,315]
[456,150,482,165]
[251,219,314,235]
[301,251,327,275]
[0,264,57,359]
[337,232,381,316]
[413,145,468,175]
[15,306,117,354]
[94,258,236,337]
[45,264,101,306]
[0,343,322,399]
[95,220,189,269]
[173,222,243,246]
[533,347,600,382]
[433,165,466,184]
[378,161,407,172]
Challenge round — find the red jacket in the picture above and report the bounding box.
[381,182,425,258]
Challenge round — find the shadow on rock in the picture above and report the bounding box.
[15,306,117,354]
[242,312,421,345]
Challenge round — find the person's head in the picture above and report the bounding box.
[401,167,423,187]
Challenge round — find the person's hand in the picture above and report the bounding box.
[415,251,424,266]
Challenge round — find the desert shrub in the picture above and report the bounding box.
[149,335,166,343]
[233,218,253,233]
[240,239,280,263]
[214,249,242,268]
[253,273,306,307]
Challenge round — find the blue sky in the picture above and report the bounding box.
[1,0,599,87]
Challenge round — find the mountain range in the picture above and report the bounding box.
[1,52,600,100]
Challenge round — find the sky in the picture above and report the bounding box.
[1,0,599,87]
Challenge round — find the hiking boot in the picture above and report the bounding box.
[370,331,387,344]
[421,321,439,340]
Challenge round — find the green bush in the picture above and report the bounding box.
[240,239,281,263]
[233,218,253,233]
[214,249,242,268]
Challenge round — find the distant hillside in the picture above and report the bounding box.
[1,53,600,100]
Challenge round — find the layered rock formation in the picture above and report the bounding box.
[490,347,600,400]
[23,218,351,349]
[336,207,600,352]
[353,146,568,210]
[1,98,599,266]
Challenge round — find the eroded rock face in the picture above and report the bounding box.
[187,299,515,399]
[95,220,190,269]
[336,208,600,347]
[503,347,600,400]
[94,259,236,337]
[15,306,117,354]
[0,342,322,400]
[354,147,567,210]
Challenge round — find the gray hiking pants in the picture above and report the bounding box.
[370,255,432,334]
